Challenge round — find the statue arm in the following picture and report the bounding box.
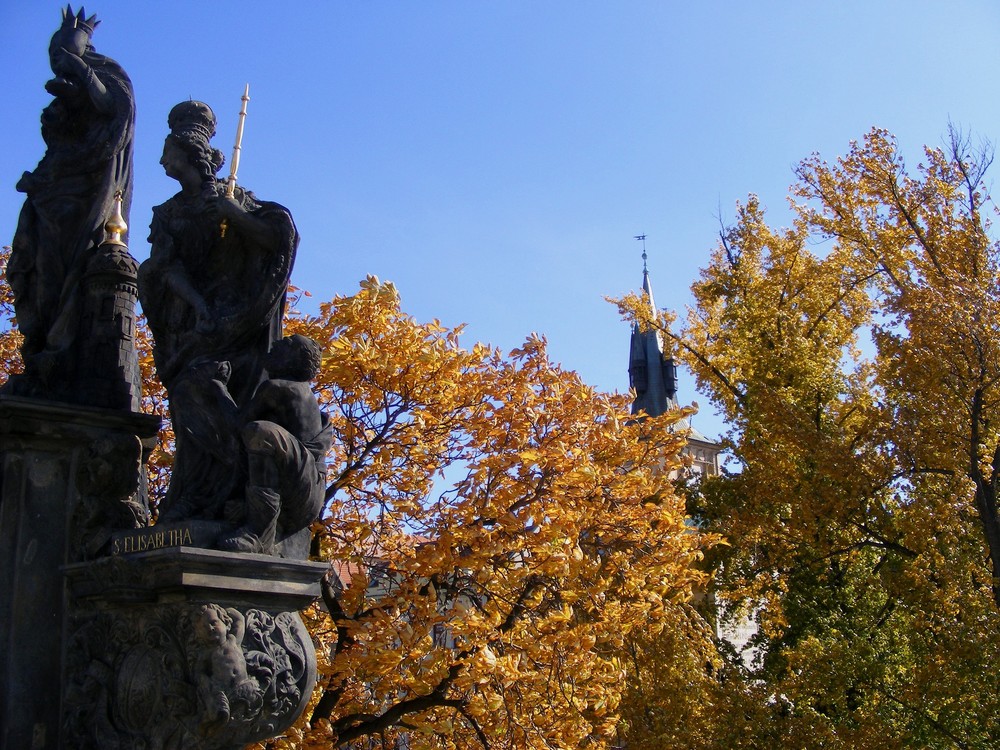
[215,196,280,247]
[226,608,246,645]
[82,67,113,115]
[163,264,210,319]
[56,49,114,115]
[146,224,214,332]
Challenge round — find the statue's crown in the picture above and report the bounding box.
[61,4,99,35]
[167,100,217,143]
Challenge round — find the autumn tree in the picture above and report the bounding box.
[0,246,22,386]
[615,598,728,750]
[617,127,1000,748]
[261,279,715,749]
[0,249,716,749]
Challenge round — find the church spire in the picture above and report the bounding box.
[628,236,677,417]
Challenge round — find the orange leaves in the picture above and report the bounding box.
[134,313,173,514]
[0,249,711,747]
[289,278,714,748]
[0,246,23,387]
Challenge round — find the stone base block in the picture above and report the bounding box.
[62,548,330,750]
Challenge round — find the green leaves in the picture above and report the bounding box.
[615,128,1000,748]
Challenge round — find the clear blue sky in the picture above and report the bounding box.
[3,2,1000,442]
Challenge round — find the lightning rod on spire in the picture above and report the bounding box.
[634,234,647,273]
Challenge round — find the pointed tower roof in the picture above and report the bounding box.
[625,237,721,478]
[628,238,677,418]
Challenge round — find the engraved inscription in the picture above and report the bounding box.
[113,526,194,555]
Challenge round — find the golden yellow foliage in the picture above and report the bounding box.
[0,249,715,748]
[0,246,23,386]
[275,277,715,749]
[136,312,172,514]
[614,127,1000,748]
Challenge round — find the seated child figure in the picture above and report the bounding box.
[217,334,332,557]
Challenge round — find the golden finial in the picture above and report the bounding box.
[103,191,127,247]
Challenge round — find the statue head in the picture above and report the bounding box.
[164,100,225,185]
[168,100,217,143]
[266,335,322,382]
[50,5,98,61]
[195,603,231,646]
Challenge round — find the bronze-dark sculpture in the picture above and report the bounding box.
[219,334,333,556]
[139,100,300,529]
[64,596,316,749]
[140,100,297,401]
[2,14,328,748]
[138,100,329,560]
[7,5,134,400]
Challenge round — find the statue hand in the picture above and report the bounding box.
[56,48,89,80]
[16,171,36,193]
[214,194,246,223]
[44,77,78,98]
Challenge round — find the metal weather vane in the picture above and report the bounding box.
[634,233,648,272]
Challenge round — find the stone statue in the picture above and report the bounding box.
[193,605,263,735]
[72,433,148,560]
[219,335,333,557]
[64,601,316,749]
[164,358,243,522]
[6,5,134,400]
[2,14,326,749]
[139,100,299,523]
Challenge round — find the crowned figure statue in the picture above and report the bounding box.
[138,99,299,525]
[6,5,134,402]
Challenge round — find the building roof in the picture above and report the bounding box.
[627,261,715,445]
[628,267,677,418]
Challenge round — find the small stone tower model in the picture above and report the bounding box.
[79,192,142,411]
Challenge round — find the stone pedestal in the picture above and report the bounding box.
[0,395,159,750]
[62,548,327,749]
[1,396,328,749]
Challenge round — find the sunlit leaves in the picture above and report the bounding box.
[0,245,714,749]
[277,278,715,748]
[615,127,1000,747]
[0,246,23,386]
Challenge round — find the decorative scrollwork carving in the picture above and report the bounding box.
[64,603,315,749]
